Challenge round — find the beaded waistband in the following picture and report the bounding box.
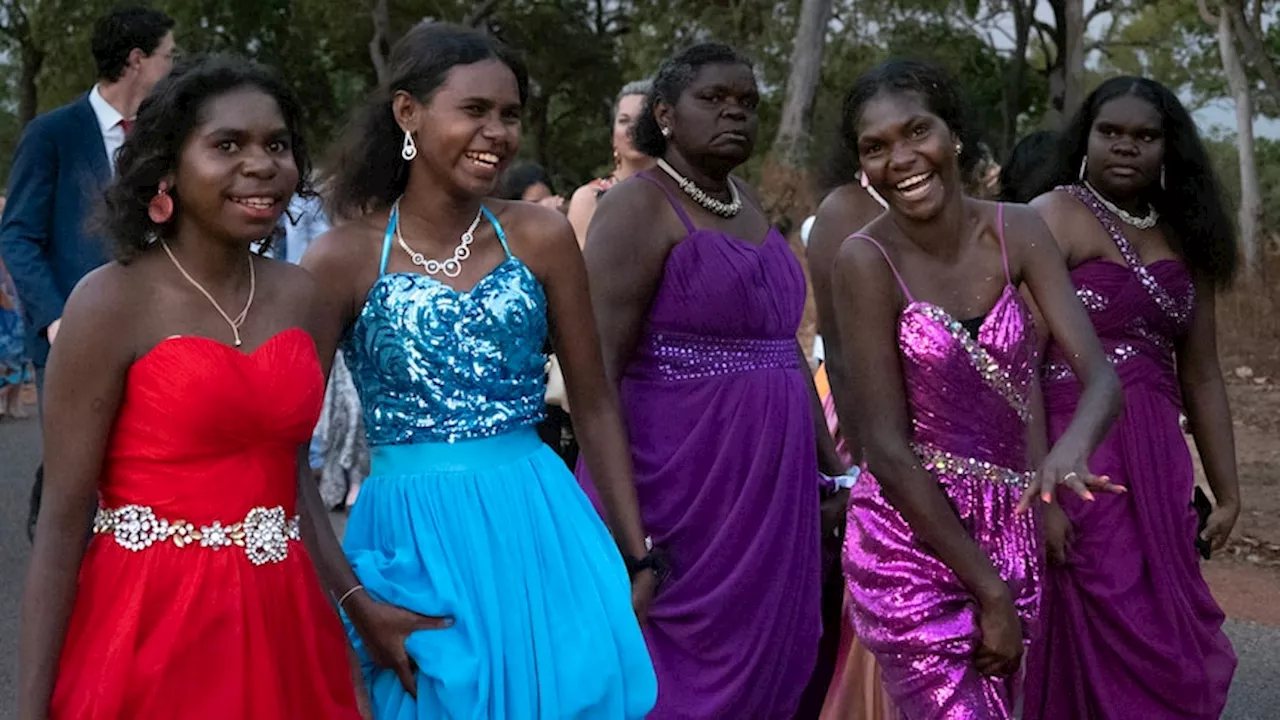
[912,442,1033,488]
[92,504,301,566]
[633,331,797,382]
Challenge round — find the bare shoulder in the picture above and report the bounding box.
[492,199,575,253]
[594,173,665,219]
[569,182,601,208]
[994,199,1051,236]
[67,261,143,316]
[257,256,320,311]
[1029,188,1088,228]
[811,185,884,261]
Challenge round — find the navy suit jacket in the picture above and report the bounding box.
[0,93,111,366]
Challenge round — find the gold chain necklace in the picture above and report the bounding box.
[160,240,256,347]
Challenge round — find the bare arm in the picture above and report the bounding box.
[19,269,133,720]
[1177,282,1240,549]
[566,184,600,249]
[1012,204,1122,503]
[832,239,1011,606]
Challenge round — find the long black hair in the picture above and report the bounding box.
[836,59,986,183]
[324,22,528,220]
[1053,76,1237,288]
[98,53,311,263]
[631,42,753,158]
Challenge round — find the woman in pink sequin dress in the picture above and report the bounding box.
[1022,77,1240,720]
[829,60,1123,720]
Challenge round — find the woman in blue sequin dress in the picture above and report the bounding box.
[303,23,657,719]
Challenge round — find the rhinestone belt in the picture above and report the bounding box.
[92,504,301,566]
[912,442,1034,488]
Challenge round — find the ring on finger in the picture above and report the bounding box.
[1063,471,1079,482]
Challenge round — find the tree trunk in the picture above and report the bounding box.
[1062,0,1087,119]
[1217,8,1261,274]
[1002,0,1032,155]
[17,42,43,128]
[1043,0,1069,127]
[368,0,390,84]
[1223,0,1280,109]
[755,0,833,362]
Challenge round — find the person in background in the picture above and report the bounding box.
[1,194,33,420]
[999,130,1061,204]
[1022,76,1240,720]
[1,6,176,539]
[499,162,565,211]
[566,80,655,246]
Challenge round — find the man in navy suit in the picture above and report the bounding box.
[0,6,175,538]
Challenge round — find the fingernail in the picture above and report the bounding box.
[1084,491,1096,501]
[1041,492,1052,503]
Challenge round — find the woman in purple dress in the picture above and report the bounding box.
[1022,77,1240,720]
[831,60,1123,720]
[578,43,846,718]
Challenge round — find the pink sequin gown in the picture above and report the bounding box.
[842,206,1043,720]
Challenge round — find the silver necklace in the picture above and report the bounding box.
[1083,181,1159,230]
[393,197,483,278]
[656,158,742,217]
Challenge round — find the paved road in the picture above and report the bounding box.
[1,414,1278,716]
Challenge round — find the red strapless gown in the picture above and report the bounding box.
[50,329,361,719]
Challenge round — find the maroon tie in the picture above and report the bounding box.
[119,119,133,134]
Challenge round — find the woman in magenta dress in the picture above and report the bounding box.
[1022,77,1240,720]
[830,60,1123,720]
[579,43,846,717]
[18,55,416,719]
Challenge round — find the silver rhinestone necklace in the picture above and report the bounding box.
[656,158,742,218]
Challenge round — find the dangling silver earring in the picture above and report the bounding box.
[1078,156,1088,183]
[955,141,963,155]
[1160,164,1166,191]
[660,126,671,138]
[401,131,417,161]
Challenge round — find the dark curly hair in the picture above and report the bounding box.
[497,162,554,200]
[999,130,1060,203]
[98,53,311,263]
[836,59,985,182]
[1051,76,1237,288]
[631,43,753,158]
[324,22,529,220]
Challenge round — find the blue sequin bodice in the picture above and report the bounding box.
[343,208,548,446]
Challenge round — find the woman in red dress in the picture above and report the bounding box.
[18,54,429,720]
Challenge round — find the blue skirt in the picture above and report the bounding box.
[342,429,657,719]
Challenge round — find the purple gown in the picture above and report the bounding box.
[577,172,821,718]
[842,207,1043,720]
[1023,185,1236,719]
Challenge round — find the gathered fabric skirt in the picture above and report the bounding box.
[341,428,657,719]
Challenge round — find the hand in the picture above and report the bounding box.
[630,569,657,625]
[1019,441,1124,513]
[1201,500,1240,553]
[345,592,453,698]
[1042,499,1074,566]
[45,318,61,345]
[974,589,1024,677]
[537,195,566,212]
[820,488,850,543]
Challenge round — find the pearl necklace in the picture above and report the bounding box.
[393,197,483,278]
[1083,181,1159,230]
[655,158,742,217]
[160,239,255,347]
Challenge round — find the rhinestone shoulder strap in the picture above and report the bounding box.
[1062,184,1190,326]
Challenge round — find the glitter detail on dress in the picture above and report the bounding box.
[912,442,1034,488]
[1043,342,1139,383]
[92,504,301,565]
[914,302,1033,422]
[1076,287,1108,312]
[1064,185,1194,325]
[633,331,797,381]
[343,262,549,445]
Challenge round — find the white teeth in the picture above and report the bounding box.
[234,197,274,209]
[465,152,500,166]
[895,173,932,191]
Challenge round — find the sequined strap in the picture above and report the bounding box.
[633,330,797,382]
[93,504,301,566]
[912,442,1033,488]
[1063,185,1190,325]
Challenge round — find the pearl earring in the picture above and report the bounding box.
[660,126,671,138]
[401,131,417,161]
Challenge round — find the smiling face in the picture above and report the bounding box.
[395,58,523,198]
[1085,93,1164,200]
[855,89,959,221]
[613,93,647,164]
[173,86,298,243]
[657,62,759,169]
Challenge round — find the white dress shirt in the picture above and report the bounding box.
[88,84,127,173]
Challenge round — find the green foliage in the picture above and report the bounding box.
[1205,133,1280,234]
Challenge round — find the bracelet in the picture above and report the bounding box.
[337,584,366,608]
[820,465,862,493]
